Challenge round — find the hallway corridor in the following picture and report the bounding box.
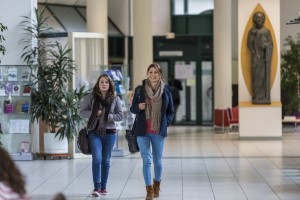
[17,126,300,200]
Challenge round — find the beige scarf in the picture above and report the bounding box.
[144,79,165,132]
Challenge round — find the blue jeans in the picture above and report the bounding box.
[88,131,116,190]
[137,134,165,186]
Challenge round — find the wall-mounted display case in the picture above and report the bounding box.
[0,65,33,160]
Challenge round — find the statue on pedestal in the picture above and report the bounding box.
[247,11,273,104]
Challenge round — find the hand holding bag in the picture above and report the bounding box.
[125,117,139,153]
[77,127,91,155]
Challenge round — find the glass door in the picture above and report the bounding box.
[68,32,106,91]
[157,60,197,124]
[201,61,213,124]
[156,59,213,125]
[68,32,106,158]
[172,61,197,124]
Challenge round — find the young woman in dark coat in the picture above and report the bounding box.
[130,63,174,200]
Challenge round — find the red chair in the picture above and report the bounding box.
[232,107,239,120]
[214,109,230,132]
[229,107,239,130]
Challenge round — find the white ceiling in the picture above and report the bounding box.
[38,0,86,6]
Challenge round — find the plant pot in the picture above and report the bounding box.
[44,133,68,154]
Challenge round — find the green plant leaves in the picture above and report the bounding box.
[281,33,300,115]
[20,7,88,143]
[0,22,8,62]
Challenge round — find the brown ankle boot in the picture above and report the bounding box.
[153,179,161,198]
[145,185,154,200]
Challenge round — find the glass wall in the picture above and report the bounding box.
[173,0,214,15]
[68,32,106,158]
[201,61,213,122]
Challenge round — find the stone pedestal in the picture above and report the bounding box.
[239,102,282,139]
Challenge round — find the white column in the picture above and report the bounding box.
[214,0,232,109]
[86,0,108,65]
[132,0,153,88]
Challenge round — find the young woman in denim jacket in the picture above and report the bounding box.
[130,63,174,200]
[80,74,124,197]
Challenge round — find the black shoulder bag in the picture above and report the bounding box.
[125,117,139,153]
[125,86,142,153]
[77,127,91,155]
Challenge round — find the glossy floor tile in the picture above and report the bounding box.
[15,126,300,200]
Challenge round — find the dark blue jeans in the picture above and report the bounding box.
[88,131,116,190]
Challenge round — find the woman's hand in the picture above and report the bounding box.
[138,103,146,110]
[97,110,102,116]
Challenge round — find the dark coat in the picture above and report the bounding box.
[130,82,174,137]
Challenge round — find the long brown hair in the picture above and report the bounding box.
[0,147,27,196]
[92,74,116,97]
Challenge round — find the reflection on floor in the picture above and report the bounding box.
[17,126,300,200]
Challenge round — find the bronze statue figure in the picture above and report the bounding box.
[247,11,273,104]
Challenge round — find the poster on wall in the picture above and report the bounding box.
[175,64,196,79]
[7,68,17,81]
[12,85,20,96]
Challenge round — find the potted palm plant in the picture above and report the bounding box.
[19,8,87,153]
[281,33,300,117]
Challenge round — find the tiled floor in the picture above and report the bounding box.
[16,126,300,200]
